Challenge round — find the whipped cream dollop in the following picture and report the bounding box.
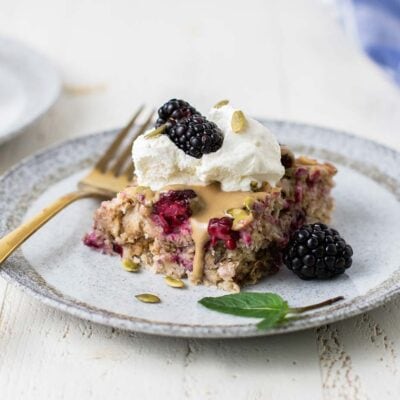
[132,104,284,191]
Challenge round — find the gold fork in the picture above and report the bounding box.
[0,106,154,265]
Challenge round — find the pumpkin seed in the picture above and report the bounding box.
[135,293,161,303]
[232,212,254,231]
[231,110,247,133]
[122,259,140,272]
[165,276,185,288]
[243,196,255,211]
[226,208,254,231]
[226,208,246,218]
[213,99,229,109]
[250,181,260,192]
[145,124,166,139]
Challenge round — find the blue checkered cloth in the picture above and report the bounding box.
[337,0,400,85]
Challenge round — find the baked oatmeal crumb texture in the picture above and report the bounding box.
[84,154,336,292]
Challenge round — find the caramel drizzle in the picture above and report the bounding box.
[164,183,266,283]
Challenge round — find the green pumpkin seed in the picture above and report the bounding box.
[232,213,254,231]
[165,276,185,288]
[122,259,140,272]
[243,196,255,211]
[145,124,166,139]
[226,208,246,219]
[135,293,161,303]
[213,99,229,109]
[231,110,247,133]
[226,208,254,231]
[250,181,260,192]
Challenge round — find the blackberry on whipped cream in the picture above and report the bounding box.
[167,115,224,159]
[155,99,200,129]
[132,103,285,191]
[154,99,224,158]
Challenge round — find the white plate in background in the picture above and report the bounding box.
[0,37,60,144]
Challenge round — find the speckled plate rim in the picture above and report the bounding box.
[0,120,399,338]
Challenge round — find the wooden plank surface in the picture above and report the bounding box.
[0,1,399,399]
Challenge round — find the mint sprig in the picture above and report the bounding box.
[198,292,344,330]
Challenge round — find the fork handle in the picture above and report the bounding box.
[0,190,107,265]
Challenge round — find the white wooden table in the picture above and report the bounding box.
[1,1,400,399]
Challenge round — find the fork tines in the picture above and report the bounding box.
[96,106,154,178]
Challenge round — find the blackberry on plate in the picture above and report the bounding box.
[283,223,353,280]
[167,115,224,158]
[156,99,200,129]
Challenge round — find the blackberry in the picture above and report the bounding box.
[156,99,200,129]
[167,115,224,158]
[283,223,353,280]
[280,145,295,168]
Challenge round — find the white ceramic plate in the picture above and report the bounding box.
[0,121,399,338]
[0,37,60,144]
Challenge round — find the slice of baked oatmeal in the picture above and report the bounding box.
[84,148,336,291]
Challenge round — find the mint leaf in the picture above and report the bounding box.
[199,292,344,331]
[198,292,289,318]
[256,313,286,330]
